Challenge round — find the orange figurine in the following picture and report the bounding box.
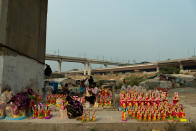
[32,106,38,119]
[92,110,96,122]
[122,111,127,121]
[157,113,161,121]
[143,112,147,121]
[181,110,185,119]
[81,112,86,123]
[153,113,156,121]
[148,112,152,121]
[128,107,132,116]
[138,112,142,121]
[86,111,90,122]
[132,110,136,119]
[104,100,108,107]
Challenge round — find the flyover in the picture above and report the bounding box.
[69,56,196,75]
[45,54,128,75]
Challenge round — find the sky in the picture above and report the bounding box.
[46,0,196,72]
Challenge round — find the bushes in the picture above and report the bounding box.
[125,75,147,86]
[115,75,147,89]
[116,81,123,90]
[159,66,180,74]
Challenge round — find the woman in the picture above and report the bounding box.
[66,96,83,119]
[85,82,97,106]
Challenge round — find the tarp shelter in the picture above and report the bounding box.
[45,78,76,94]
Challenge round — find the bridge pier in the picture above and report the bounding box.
[0,0,48,93]
[180,63,184,73]
[156,66,160,73]
[87,63,91,76]
[83,63,87,75]
[58,60,62,73]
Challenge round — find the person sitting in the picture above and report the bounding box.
[66,96,83,119]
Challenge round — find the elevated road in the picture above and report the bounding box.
[45,54,128,75]
[69,57,196,75]
[45,54,126,65]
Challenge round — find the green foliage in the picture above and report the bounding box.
[116,81,123,89]
[95,80,103,87]
[159,66,180,74]
[125,75,147,86]
[71,69,79,71]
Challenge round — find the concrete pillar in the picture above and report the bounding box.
[58,60,62,73]
[83,63,87,75]
[0,0,48,93]
[87,63,91,76]
[180,63,184,73]
[156,66,160,72]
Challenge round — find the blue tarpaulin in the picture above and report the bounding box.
[49,82,60,94]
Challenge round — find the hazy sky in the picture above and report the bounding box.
[46,0,196,72]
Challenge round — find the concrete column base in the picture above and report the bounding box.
[180,70,185,74]
[180,63,184,74]
[88,63,91,76]
[156,66,160,73]
[0,54,44,94]
[83,63,87,75]
[58,60,62,73]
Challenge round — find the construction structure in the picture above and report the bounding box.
[46,54,127,75]
[0,0,48,93]
[69,57,196,75]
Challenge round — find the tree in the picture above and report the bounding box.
[159,66,180,74]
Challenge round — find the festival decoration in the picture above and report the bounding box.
[81,112,86,123]
[122,111,127,121]
[81,110,96,123]
[0,104,5,120]
[5,102,26,120]
[32,104,52,119]
[119,87,186,122]
[59,101,68,119]
[98,88,112,108]
[92,110,96,122]
[86,110,90,122]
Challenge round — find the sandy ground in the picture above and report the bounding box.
[0,87,196,131]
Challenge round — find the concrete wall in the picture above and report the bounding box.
[0,0,48,93]
[0,54,44,93]
[0,0,8,44]
[0,56,3,90]
[0,0,48,63]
